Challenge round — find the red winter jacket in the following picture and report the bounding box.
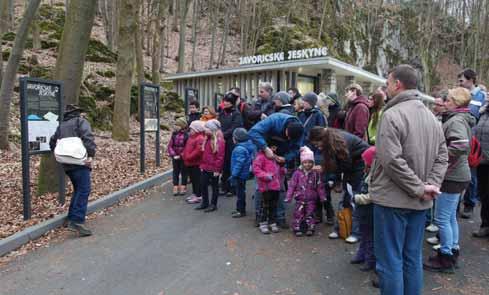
[199,134,226,173]
[182,132,205,167]
[345,96,370,140]
[252,151,286,192]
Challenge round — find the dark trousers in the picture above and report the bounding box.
[172,158,187,186]
[188,166,201,197]
[201,171,219,207]
[261,190,279,224]
[477,164,489,227]
[66,166,91,224]
[357,204,375,266]
[236,179,247,213]
[221,140,234,193]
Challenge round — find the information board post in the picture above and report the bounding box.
[19,77,64,220]
[139,83,161,174]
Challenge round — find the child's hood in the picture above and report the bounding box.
[237,140,257,157]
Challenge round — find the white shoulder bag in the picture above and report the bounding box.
[54,137,87,165]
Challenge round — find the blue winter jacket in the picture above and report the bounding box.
[469,87,487,119]
[231,140,256,180]
[248,113,304,163]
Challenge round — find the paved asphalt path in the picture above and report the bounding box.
[1,180,489,295]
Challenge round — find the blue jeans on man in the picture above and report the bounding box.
[66,166,91,224]
[435,193,460,254]
[374,204,426,295]
[463,168,479,208]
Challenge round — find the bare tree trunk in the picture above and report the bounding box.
[32,16,41,50]
[208,0,217,69]
[37,0,97,194]
[190,0,198,71]
[152,0,167,83]
[101,0,114,50]
[318,0,327,40]
[112,0,137,141]
[218,3,230,67]
[177,0,191,73]
[8,0,14,31]
[112,0,118,50]
[135,2,145,85]
[159,16,167,72]
[171,0,179,32]
[0,0,9,83]
[0,0,42,150]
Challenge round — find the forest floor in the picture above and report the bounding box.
[0,117,173,254]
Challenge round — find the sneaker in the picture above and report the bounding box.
[426,236,439,245]
[425,224,439,233]
[269,223,280,233]
[306,230,314,236]
[204,205,217,213]
[472,227,489,238]
[328,232,339,239]
[295,231,303,237]
[67,222,92,237]
[172,186,179,196]
[185,194,197,201]
[460,206,474,219]
[187,196,202,204]
[195,204,208,210]
[345,235,359,244]
[432,244,441,251]
[225,192,234,198]
[259,222,271,234]
[231,211,246,218]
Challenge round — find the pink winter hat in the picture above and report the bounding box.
[362,146,376,167]
[300,146,314,163]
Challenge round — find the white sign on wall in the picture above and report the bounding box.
[239,47,328,66]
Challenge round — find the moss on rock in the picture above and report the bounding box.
[86,39,117,63]
[96,70,116,78]
[2,32,15,41]
[30,65,52,79]
[38,4,65,27]
[2,50,10,61]
[161,91,184,113]
[94,86,115,101]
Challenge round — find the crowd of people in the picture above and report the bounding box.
[166,64,488,294]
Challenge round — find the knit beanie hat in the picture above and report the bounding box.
[204,119,221,132]
[362,146,376,167]
[233,128,249,143]
[189,120,206,133]
[302,92,318,107]
[300,146,314,163]
[175,117,187,129]
[223,92,239,105]
[272,91,291,105]
[286,121,304,140]
[327,92,340,106]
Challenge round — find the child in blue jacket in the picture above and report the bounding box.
[229,128,256,218]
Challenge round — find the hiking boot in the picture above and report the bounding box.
[426,236,439,245]
[67,222,92,237]
[259,222,271,234]
[472,227,489,238]
[423,250,455,273]
[231,211,246,218]
[269,223,280,233]
[173,186,179,196]
[204,205,217,213]
[371,274,380,288]
[461,206,474,219]
[452,248,460,269]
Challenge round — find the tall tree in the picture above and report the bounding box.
[0,0,10,83]
[218,1,230,67]
[0,0,42,150]
[152,0,167,84]
[176,0,191,73]
[208,0,217,69]
[37,0,98,194]
[112,0,138,141]
[190,0,198,71]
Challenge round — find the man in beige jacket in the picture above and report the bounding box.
[370,65,448,295]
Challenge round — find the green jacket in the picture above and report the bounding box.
[367,109,383,145]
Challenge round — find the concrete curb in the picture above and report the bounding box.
[0,170,173,257]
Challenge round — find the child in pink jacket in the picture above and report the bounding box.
[285,146,326,236]
[252,142,286,234]
[195,119,225,213]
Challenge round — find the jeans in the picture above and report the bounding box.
[188,166,201,197]
[435,192,460,255]
[66,166,91,224]
[171,158,187,186]
[477,164,489,227]
[200,171,219,207]
[374,204,425,295]
[221,140,234,193]
[463,168,479,207]
[236,179,247,213]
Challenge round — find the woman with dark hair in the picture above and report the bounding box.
[308,127,369,243]
[367,92,385,145]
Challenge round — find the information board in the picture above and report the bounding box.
[143,86,159,132]
[139,83,161,174]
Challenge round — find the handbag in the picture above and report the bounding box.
[54,137,87,165]
[337,207,352,240]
